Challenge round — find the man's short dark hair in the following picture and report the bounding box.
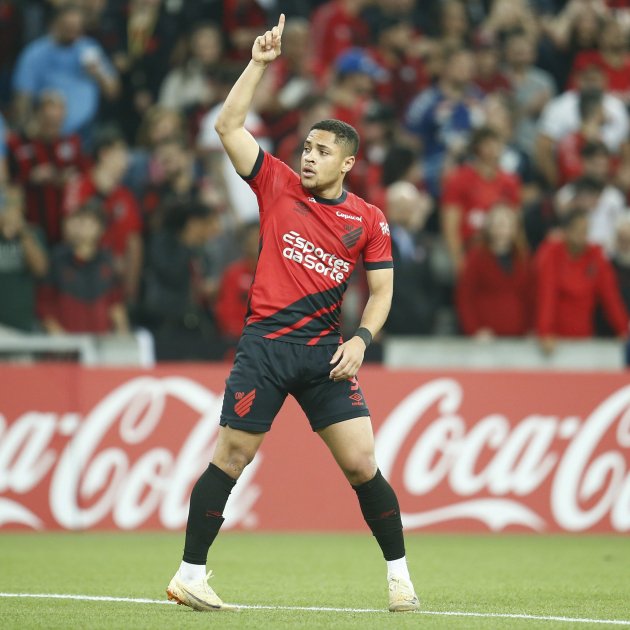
[580,140,609,160]
[468,126,501,156]
[93,125,126,160]
[309,119,360,157]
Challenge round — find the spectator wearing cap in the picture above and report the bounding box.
[198,66,272,223]
[442,127,522,273]
[405,46,485,197]
[457,204,533,338]
[503,32,556,158]
[142,201,223,360]
[310,0,371,77]
[8,91,90,247]
[0,185,48,332]
[255,18,317,146]
[326,48,384,135]
[215,221,260,345]
[38,201,129,335]
[12,4,119,139]
[535,64,629,188]
[63,127,142,302]
[383,181,439,335]
[556,142,627,254]
[535,207,629,355]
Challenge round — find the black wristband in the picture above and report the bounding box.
[354,327,372,348]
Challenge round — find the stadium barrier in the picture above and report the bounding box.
[0,363,628,534]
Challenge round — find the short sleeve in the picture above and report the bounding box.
[241,148,299,217]
[363,206,393,270]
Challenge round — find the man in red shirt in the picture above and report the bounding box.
[8,90,90,246]
[166,15,418,614]
[535,208,629,355]
[442,126,522,272]
[64,127,142,302]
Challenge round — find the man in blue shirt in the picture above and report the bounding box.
[12,4,119,140]
[405,47,485,197]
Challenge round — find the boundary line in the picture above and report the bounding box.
[0,592,629,626]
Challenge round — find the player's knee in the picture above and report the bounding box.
[342,453,377,486]
[212,444,257,479]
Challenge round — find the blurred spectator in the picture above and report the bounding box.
[405,46,485,197]
[383,181,439,335]
[437,0,471,48]
[125,105,185,197]
[38,201,129,335]
[569,19,630,104]
[0,111,7,185]
[256,18,316,146]
[326,48,383,135]
[555,143,627,253]
[222,0,267,62]
[8,90,89,246]
[198,67,272,223]
[310,0,371,76]
[535,207,629,354]
[12,3,119,139]
[611,215,630,314]
[140,135,209,232]
[478,0,539,45]
[457,204,533,338]
[142,201,223,360]
[215,221,259,344]
[535,65,629,188]
[158,22,223,113]
[503,31,556,157]
[0,185,48,331]
[369,15,429,116]
[108,0,179,142]
[442,127,522,272]
[472,35,511,96]
[64,127,143,302]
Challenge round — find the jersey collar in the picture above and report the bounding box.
[309,190,348,206]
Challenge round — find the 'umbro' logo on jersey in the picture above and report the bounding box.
[342,226,363,249]
[292,201,311,216]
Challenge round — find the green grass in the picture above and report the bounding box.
[0,533,628,629]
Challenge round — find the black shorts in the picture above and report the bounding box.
[219,334,370,433]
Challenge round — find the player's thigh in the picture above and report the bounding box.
[220,335,288,433]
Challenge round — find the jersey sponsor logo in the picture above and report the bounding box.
[341,226,363,249]
[234,388,256,417]
[380,221,390,236]
[336,211,362,222]
[282,231,350,284]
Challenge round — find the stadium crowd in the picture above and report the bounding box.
[1,0,630,360]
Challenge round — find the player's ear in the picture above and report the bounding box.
[341,155,355,174]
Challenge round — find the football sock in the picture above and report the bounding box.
[182,463,236,565]
[353,469,406,562]
[386,556,410,581]
[179,560,207,583]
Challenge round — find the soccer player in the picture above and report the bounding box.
[166,15,419,613]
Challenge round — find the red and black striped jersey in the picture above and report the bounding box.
[241,148,393,345]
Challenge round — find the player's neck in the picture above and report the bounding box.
[309,180,345,202]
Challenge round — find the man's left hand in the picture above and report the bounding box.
[329,336,366,382]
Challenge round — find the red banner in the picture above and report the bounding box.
[0,364,629,533]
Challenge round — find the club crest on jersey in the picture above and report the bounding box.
[292,201,312,216]
[341,226,363,249]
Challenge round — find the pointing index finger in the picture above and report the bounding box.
[278,13,285,37]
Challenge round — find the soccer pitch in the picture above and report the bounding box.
[0,533,628,629]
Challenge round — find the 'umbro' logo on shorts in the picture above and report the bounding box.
[234,389,256,417]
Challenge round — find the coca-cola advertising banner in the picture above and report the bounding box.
[1,364,629,533]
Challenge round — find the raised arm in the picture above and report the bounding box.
[214,14,285,177]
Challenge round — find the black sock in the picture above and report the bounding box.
[353,469,405,561]
[182,463,236,565]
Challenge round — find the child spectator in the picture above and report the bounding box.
[535,207,629,355]
[0,185,48,331]
[457,204,533,338]
[64,126,143,302]
[38,201,129,335]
